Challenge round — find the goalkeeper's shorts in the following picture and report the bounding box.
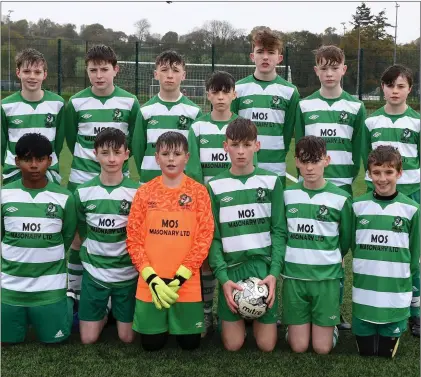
[352,316,407,338]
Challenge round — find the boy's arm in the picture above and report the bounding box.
[74,189,87,240]
[185,125,204,183]
[65,99,78,154]
[62,194,77,251]
[231,97,240,115]
[208,185,230,284]
[339,197,353,257]
[294,101,305,144]
[1,107,8,166]
[128,97,141,154]
[284,89,300,155]
[360,118,372,172]
[409,209,420,285]
[269,177,287,276]
[54,102,66,157]
[351,203,357,254]
[352,103,367,180]
[132,110,147,177]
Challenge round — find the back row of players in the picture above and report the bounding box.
[1,27,419,358]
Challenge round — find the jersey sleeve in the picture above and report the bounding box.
[185,124,204,184]
[126,188,149,271]
[352,103,367,180]
[1,106,8,166]
[180,186,214,272]
[294,100,305,144]
[54,102,66,157]
[208,184,230,284]
[284,88,300,155]
[269,177,287,277]
[132,110,147,177]
[65,99,78,154]
[339,196,353,257]
[195,107,203,119]
[62,193,77,251]
[231,97,240,115]
[410,208,420,280]
[128,96,141,154]
[360,117,372,173]
[74,189,87,240]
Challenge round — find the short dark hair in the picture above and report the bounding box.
[368,145,402,172]
[85,44,117,67]
[381,64,413,88]
[313,45,345,66]
[226,118,258,142]
[155,50,186,69]
[15,133,52,158]
[205,71,235,92]
[15,48,47,71]
[295,136,327,163]
[155,131,188,153]
[94,128,127,151]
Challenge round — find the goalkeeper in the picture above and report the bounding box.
[126,131,214,351]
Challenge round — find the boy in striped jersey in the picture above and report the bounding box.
[352,146,420,357]
[208,118,286,352]
[361,65,420,336]
[231,27,300,187]
[65,45,140,311]
[74,128,139,344]
[1,48,65,185]
[1,133,76,344]
[132,50,202,185]
[186,70,238,336]
[282,136,352,354]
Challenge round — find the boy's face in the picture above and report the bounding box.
[382,75,412,108]
[250,43,282,75]
[314,59,347,89]
[16,61,47,93]
[155,145,189,178]
[87,61,119,94]
[154,62,186,93]
[223,139,260,169]
[295,155,330,185]
[94,145,129,174]
[368,163,402,196]
[15,155,51,183]
[207,88,236,113]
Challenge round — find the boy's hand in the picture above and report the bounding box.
[259,275,276,308]
[222,280,243,314]
[167,265,192,294]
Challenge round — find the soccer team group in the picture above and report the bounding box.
[1,27,420,359]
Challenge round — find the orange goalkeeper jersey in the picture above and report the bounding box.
[126,174,214,303]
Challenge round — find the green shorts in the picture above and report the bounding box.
[282,278,340,327]
[132,299,204,335]
[1,298,73,344]
[218,258,278,324]
[352,316,407,338]
[79,272,137,323]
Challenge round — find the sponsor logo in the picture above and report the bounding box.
[200,138,209,145]
[45,203,58,218]
[148,119,159,126]
[54,330,65,338]
[5,206,18,213]
[392,216,403,233]
[309,114,319,120]
[359,219,370,225]
[86,204,96,211]
[242,99,253,105]
[372,132,381,138]
[178,115,188,130]
[179,193,192,206]
[81,113,92,120]
[11,119,23,125]
[119,199,131,215]
[288,208,298,214]
[45,113,55,128]
[256,187,268,202]
[221,196,233,203]
[338,111,348,124]
[113,108,123,122]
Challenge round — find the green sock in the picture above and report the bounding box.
[67,248,83,299]
[410,276,420,318]
[202,272,216,318]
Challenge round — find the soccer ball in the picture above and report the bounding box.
[233,277,269,320]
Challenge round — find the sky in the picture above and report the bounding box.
[2,0,420,44]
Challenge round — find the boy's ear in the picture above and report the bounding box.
[223,140,229,152]
[154,152,160,165]
[16,68,21,79]
[254,140,261,152]
[397,169,403,179]
[15,156,21,167]
[153,70,158,80]
[313,66,319,76]
[278,54,283,64]
[124,149,130,161]
[324,154,331,167]
[47,156,52,168]
[342,64,347,75]
[113,64,120,75]
[249,52,255,63]
[93,149,98,157]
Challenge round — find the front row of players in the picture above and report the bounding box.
[2,122,419,358]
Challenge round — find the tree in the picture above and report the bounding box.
[321,27,341,45]
[134,18,151,42]
[161,31,178,45]
[350,2,374,30]
[372,9,393,40]
[80,23,106,41]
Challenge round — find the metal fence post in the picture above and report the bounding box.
[57,39,62,95]
[284,46,289,81]
[84,40,88,88]
[135,41,139,96]
[358,48,363,100]
[211,43,215,72]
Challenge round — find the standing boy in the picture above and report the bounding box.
[282,136,352,354]
[208,118,286,352]
[352,146,419,357]
[1,48,65,185]
[127,131,214,351]
[1,133,76,344]
[132,50,202,184]
[232,27,300,187]
[74,128,139,344]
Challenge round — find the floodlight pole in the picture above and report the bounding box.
[356,23,361,96]
[393,2,400,64]
[341,22,346,36]
[7,9,14,91]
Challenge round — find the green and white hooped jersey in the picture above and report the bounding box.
[186,112,238,184]
[1,91,65,183]
[1,180,76,306]
[75,176,139,287]
[132,94,202,184]
[296,90,365,192]
[66,86,140,191]
[283,181,352,281]
[363,106,420,196]
[232,75,299,181]
[352,192,420,323]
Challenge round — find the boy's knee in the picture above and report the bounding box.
[140,332,167,352]
[176,334,201,350]
[312,342,332,355]
[80,332,99,345]
[119,331,135,344]
[223,337,244,352]
[256,338,276,352]
[289,338,309,353]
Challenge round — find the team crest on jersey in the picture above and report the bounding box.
[119,199,131,215]
[401,128,412,143]
[46,202,58,218]
[392,216,404,232]
[45,113,55,128]
[179,193,192,207]
[338,111,348,124]
[270,95,283,109]
[178,115,188,130]
[256,187,268,202]
[316,205,329,221]
[113,108,123,122]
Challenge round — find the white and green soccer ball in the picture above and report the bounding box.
[233,277,269,320]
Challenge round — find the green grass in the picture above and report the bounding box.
[2,140,420,377]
